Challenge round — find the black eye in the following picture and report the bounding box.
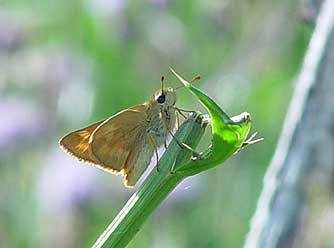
[157,94,166,104]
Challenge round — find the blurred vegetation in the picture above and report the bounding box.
[0,0,315,247]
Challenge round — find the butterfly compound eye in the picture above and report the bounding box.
[157,94,166,104]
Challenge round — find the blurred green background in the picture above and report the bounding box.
[0,0,314,247]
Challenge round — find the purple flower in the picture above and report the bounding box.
[0,99,46,150]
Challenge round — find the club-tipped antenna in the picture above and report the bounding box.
[175,75,201,90]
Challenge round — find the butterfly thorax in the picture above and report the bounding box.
[146,92,176,146]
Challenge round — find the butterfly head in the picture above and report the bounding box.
[154,87,176,106]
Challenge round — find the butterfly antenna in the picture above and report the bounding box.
[161,76,165,94]
[175,75,201,90]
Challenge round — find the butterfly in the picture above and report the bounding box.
[59,78,182,187]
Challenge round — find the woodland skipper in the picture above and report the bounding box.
[59,76,195,187]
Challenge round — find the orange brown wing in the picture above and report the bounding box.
[88,104,150,181]
[59,119,105,165]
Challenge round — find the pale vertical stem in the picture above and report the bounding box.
[244,0,334,247]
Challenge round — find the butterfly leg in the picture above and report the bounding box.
[160,112,200,160]
[175,107,198,119]
[176,110,180,129]
[170,159,177,174]
[166,126,201,162]
[175,107,188,119]
[148,134,160,172]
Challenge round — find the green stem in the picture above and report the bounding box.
[91,70,262,248]
[92,113,207,248]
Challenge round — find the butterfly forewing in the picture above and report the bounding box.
[89,104,149,180]
[59,120,105,165]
